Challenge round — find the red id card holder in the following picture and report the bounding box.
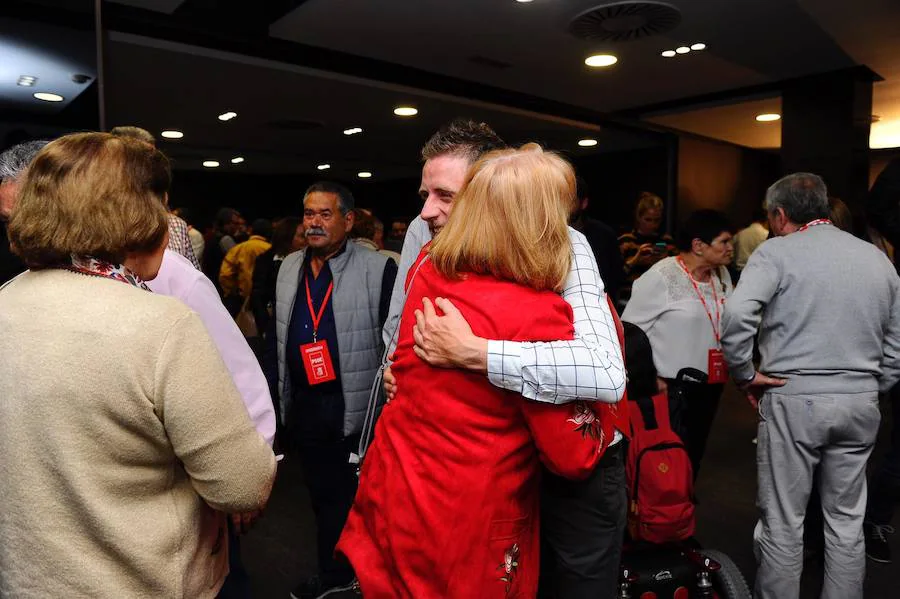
[707,348,728,384]
[300,341,337,385]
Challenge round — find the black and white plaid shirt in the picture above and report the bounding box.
[384,216,626,406]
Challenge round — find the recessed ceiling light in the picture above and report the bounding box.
[218,111,238,121]
[516,0,533,3]
[675,46,691,54]
[393,106,418,117]
[585,54,618,68]
[343,127,363,136]
[690,43,706,51]
[203,160,220,168]
[33,92,63,102]
[756,113,781,122]
[578,138,599,147]
[357,171,373,178]
[661,50,676,58]
[317,164,331,171]
[231,157,244,164]
[17,75,37,87]
[160,130,184,139]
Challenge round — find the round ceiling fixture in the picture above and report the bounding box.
[357,171,373,179]
[661,50,676,58]
[756,113,781,122]
[317,164,331,170]
[675,46,690,54]
[33,92,63,102]
[343,127,363,136]
[585,54,618,67]
[690,42,706,51]
[203,160,220,168]
[578,138,599,147]
[393,106,418,117]
[569,2,682,42]
[231,157,244,164]
[160,130,184,139]
[218,111,238,121]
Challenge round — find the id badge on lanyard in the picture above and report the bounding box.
[299,277,337,385]
[677,257,728,384]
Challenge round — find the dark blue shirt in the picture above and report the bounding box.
[286,248,345,440]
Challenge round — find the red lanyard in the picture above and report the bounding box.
[305,276,334,342]
[676,256,722,344]
[797,218,832,233]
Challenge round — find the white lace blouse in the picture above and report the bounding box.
[622,256,733,379]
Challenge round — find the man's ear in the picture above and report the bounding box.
[345,210,355,232]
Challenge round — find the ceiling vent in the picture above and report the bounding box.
[569,1,681,42]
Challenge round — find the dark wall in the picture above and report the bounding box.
[571,145,670,234]
[168,170,421,231]
[171,146,672,235]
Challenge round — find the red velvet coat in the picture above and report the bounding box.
[337,257,613,598]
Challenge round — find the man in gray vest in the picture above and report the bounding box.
[721,172,900,599]
[273,181,397,599]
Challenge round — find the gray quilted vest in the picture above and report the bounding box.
[275,241,388,436]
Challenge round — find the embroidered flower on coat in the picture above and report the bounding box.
[498,543,520,593]
[568,401,601,439]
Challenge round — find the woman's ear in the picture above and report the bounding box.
[691,237,705,256]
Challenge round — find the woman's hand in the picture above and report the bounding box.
[383,365,398,402]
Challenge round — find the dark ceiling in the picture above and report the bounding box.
[1,0,897,177]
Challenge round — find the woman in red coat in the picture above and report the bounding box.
[337,144,615,598]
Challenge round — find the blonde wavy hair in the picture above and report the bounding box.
[429,143,574,293]
[9,132,170,269]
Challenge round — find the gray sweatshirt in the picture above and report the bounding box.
[721,223,900,395]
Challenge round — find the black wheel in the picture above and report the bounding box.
[701,549,751,599]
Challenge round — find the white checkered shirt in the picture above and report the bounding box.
[167,214,201,270]
[384,217,626,406]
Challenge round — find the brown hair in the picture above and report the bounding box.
[110,125,156,146]
[9,132,170,268]
[429,143,574,293]
[420,119,506,164]
[828,196,853,233]
[350,208,376,241]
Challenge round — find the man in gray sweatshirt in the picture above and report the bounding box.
[721,172,900,599]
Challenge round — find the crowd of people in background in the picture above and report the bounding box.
[1,118,900,599]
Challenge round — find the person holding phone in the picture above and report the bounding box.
[618,192,678,299]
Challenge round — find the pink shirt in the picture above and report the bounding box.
[148,250,276,446]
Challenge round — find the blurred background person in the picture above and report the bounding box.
[220,218,272,318]
[623,209,734,480]
[570,176,625,304]
[0,139,48,284]
[203,206,243,294]
[618,191,677,303]
[350,207,400,263]
[0,132,274,598]
[173,206,205,262]
[733,206,769,275]
[829,196,854,234]
[253,216,305,336]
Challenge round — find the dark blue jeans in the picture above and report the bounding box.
[867,387,900,525]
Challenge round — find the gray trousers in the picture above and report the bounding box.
[754,392,880,599]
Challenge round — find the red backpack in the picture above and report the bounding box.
[625,392,695,544]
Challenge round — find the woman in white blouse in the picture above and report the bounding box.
[622,209,735,480]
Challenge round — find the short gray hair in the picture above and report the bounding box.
[0,140,50,181]
[764,172,830,224]
[304,181,355,215]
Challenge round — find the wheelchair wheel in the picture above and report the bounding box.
[701,549,751,599]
